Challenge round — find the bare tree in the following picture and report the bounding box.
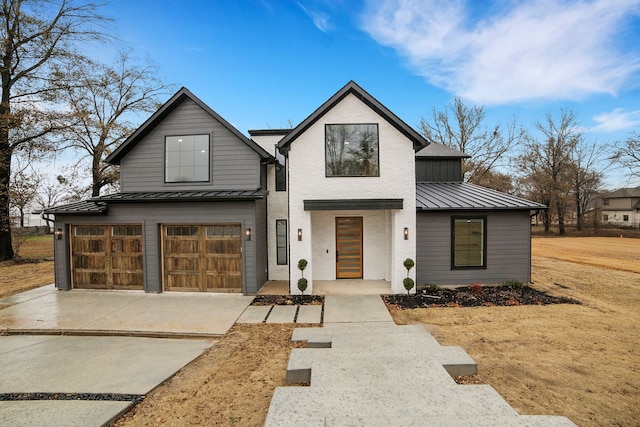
[571,142,606,231]
[9,158,41,226]
[56,51,172,197]
[420,97,523,183]
[517,110,580,234]
[0,0,108,260]
[35,164,91,209]
[612,131,640,181]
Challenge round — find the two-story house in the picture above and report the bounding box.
[45,82,545,295]
[600,187,640,228]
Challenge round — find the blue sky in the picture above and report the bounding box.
[100,0,640,188]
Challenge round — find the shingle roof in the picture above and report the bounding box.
[601,186,640,199]
[278,81,430,151]
[42,190,267,215]
[416,182,547,211]
[105,87,274,165]
[415,142,470,158]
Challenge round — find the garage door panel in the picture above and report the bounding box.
[164,224,243,292]
[71,225,143,290]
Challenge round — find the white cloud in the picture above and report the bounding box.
[360,0,640,104]
[592,108,640,132]
[298,2,333,33]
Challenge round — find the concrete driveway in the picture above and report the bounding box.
[0,285,254,426]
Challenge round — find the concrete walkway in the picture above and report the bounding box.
[0,284,253,427]
[266,295,577,426]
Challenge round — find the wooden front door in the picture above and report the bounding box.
[163,224,242,292]
[335,217,363,279]
[71,225,144,290]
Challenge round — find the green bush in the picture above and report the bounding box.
[403,258,415,271]
[297,277,308,295]
[403,277,415,295]
[297,259,308,272]
[504,278,525,289]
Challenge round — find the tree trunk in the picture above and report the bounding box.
[556,200,565,235]
[575,192,583,231]
[0,143,14,260]
[91,149,102,197]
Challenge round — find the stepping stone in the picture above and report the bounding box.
[265,385,518,426]
[236,305,271,323]
[296,305,322,324]
[323,295,393,323]
[265,305,297,323]
[310,356,456,387]
[286,347,476,384]
[326,415,577,426]
[291,324,430,347]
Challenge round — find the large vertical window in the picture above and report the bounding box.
[276,220,287,265]
[452,217,486,269]
[165,134,210,183]
[325,124,379,177]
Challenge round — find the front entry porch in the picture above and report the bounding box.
[259,280,392,295]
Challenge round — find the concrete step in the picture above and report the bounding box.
[325,415,577,426]
[292,324,429,348]
[287,344,476,384]
[265,385,519,427]
[310,356,457,387]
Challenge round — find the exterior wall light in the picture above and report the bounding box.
[403,227,409,240]
[245,228,252,241]
[297,229,302,241]
[55,228,63,240]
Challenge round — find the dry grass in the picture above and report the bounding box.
[0,234,54,301]
[392,237,640,427]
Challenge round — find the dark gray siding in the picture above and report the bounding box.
[120,98,260,192]
[416,159,462,182]
[53,200,264,294]
[416,210,532,285]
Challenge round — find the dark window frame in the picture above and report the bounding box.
[164,134,211,183]
[451,216,487,270]
[623,215,629,222]
[276,219,288,265]
[325,123,380,178]
[275,148,286,191]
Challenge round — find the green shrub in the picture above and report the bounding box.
[504,278,525,289]
[297,277,308,295]
[403,277,415,295]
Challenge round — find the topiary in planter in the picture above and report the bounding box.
[297,259,308,273]
[403,277,415,295]
[297,277,308,295]
[403,258,415,271]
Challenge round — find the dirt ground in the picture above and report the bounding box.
[1,236,638,426]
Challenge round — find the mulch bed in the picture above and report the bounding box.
[251,295,324,306]
[383,285,581,309]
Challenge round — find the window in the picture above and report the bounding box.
[452,217,486,269]
[74,226,105,236]
[603,215,609,221]
[112,225,142,236]
[603,199,609,205]
[325,124,379,177]
[275,148,286,191]
[276,220,287,265]
[165,134,210,182]
[623,215,629,222]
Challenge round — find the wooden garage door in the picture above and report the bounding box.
[71,225,144,290]
[163,224,242,292]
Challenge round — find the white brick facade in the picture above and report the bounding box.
[286,94,416,294]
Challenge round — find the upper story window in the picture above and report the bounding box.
[603,199,609,205]
[325,124,379,177]
[165,134,210,183]
[275,147,286,191]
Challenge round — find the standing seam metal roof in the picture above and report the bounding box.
[416,182,547,210]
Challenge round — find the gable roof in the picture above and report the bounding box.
[601,186,640,199]
[277,81,429,151]
[416,182,547,211]
[415,142,470,158]
[106,87,273,165]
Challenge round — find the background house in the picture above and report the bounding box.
[599,186,640,228]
